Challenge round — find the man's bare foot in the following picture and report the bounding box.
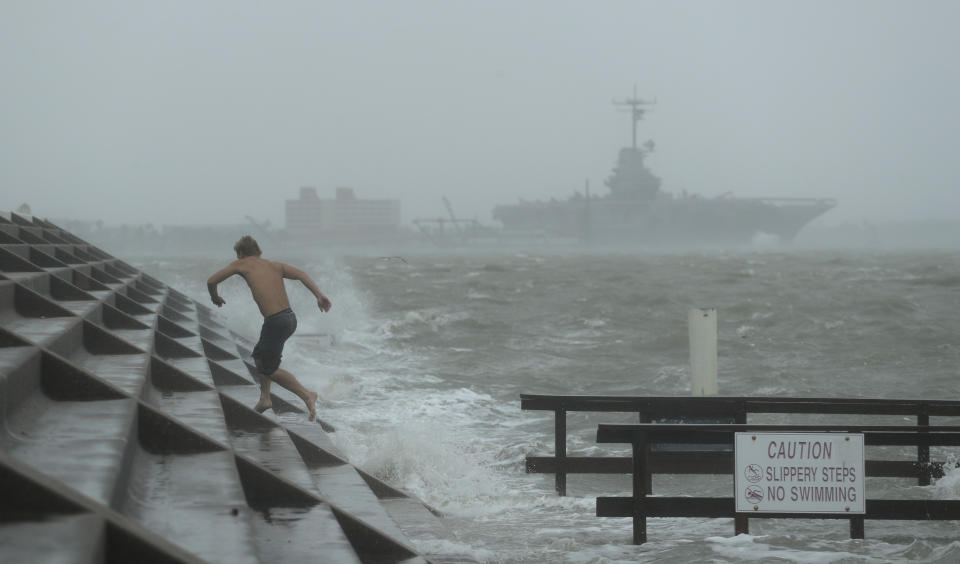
[254,399,272,414]
[306,391,318,421]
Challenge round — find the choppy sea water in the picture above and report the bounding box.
[137,249,960,563]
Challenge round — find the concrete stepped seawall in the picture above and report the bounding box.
[0,211,469,563]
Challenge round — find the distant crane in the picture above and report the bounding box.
[442,196,467,244]
[411,197,484,247]
[244,215,276,243]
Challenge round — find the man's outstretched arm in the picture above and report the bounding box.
[207,263,240,307]
[281,264,332,312]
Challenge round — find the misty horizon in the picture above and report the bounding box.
[3,1,959,230]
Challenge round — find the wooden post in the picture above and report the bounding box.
[850,516,865,539]
[632,437,648,544]
[689,308,718,395]
[638,411,652,494]
[555,408,567,496]
[918,411,930,486]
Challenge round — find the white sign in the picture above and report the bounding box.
[734,432,865,514]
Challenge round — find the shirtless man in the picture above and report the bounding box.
[207,235,332,421]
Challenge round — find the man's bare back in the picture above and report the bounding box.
[207,236,331,421]
[207,256,332,317]
[218,256,292,317]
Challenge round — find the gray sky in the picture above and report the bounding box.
[2,1,958,227]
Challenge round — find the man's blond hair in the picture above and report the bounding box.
[233,235,262,257]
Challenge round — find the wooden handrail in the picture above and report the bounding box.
[521,394,960,494]
[521,394,960,416]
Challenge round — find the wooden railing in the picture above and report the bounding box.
[595,423,960,544]
[520,395,960,495]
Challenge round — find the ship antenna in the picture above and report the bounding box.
[613,84,656,150]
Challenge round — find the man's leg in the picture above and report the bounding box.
[262,368,318,421]
[254,375,273,414]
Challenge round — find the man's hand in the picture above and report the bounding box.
[208,263,241,308]
[318,295,332,312]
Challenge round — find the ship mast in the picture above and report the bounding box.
[613,85,655,150]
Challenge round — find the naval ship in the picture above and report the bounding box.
[492,93,836,247]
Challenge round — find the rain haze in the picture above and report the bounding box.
[2,0,959,231]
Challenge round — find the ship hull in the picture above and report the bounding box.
[493,196,836,247]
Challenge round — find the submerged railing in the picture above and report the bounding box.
[520,395,960,495]
[521,394,960,544]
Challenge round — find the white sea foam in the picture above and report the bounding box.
[928,464,960,500]
[413,539,497,562]
[331,419,505,508]
[374,309,472,337]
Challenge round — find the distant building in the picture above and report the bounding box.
[285,187,402,242]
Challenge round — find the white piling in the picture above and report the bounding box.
[689,307,718,396]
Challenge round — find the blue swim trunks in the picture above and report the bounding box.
[252,308,297,376]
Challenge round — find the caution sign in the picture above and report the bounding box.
[734,432,865,514]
